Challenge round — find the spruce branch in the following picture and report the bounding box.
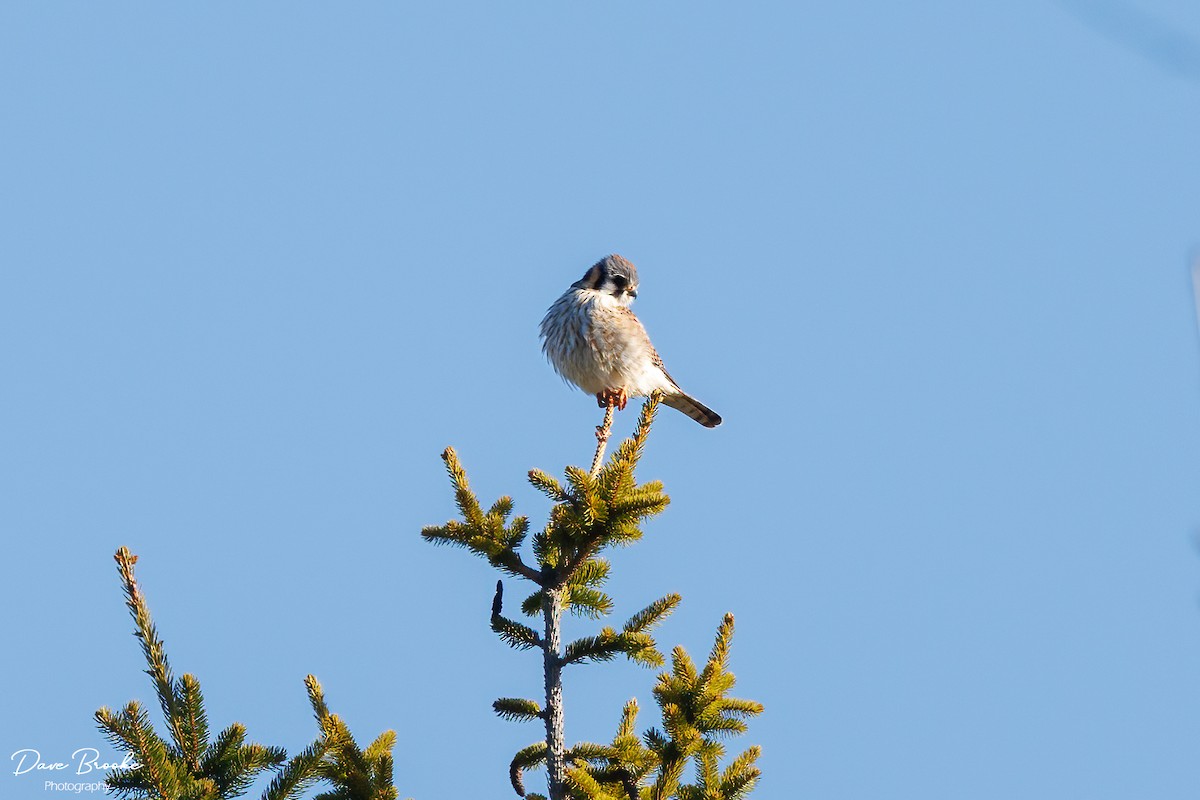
[493,580,546,651]
[494,698,546,723]
[422,392,765,799]
[305,673,332,722]
[528,469,569,501]
[563,742,611,763]
[113,548,188,758]
[95,701,181,800]
[208,741,286,798]
[643,615,763,799]
[177,673,210,770]
[700,613,736,684]
[562,585,615,619]
[624,594,682,635]
[559,595,679,669]
[569,558,612,589]
[99,549,286,800]
[562,629,664,669]
[260,740,327,800]
[616,699,640,741]
[198,724,250,789]
[510,742,548,797]
[302,674,401,800]
[98,549,402,800]
[595,395,661,496]
[563,766,610,799]
[718,746,762,800]
[521,589,546,617]
[590,404,616,476]
[552,398,669,585]
[422,448,543,584]
[562,630,623,665]
[558,701,656,800]
[364,731,398,777]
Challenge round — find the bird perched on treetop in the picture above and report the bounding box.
[539,254,722,428]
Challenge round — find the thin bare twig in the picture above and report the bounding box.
[589,404,615,476]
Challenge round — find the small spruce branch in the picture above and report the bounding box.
[122,702,177,800]
[114,548,190,759]
[558,615,762,800]
[590,405,616,476]
[177,674,209,771]
[260,740,327,800]
[422,448,544,585]
[493,580,545,650]
[302,675,401,800]
[494,698,546,723]
[509,742,548,798]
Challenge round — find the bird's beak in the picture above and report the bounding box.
[627,288,638,299]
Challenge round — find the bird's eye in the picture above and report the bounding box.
[612,275,628,288]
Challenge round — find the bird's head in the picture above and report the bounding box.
[575,254,639,305]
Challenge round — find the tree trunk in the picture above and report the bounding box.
[542,587,566,799]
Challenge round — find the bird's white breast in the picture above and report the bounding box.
[540,289,673,397]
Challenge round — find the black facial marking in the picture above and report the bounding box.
[577,254,639,294]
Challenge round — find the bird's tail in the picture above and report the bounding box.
[663,392,722,428]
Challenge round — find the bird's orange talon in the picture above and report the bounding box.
[595,387,629,410]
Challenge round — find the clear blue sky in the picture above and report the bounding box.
[3,3,1199,798]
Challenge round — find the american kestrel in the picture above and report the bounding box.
[539,254,722,428]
